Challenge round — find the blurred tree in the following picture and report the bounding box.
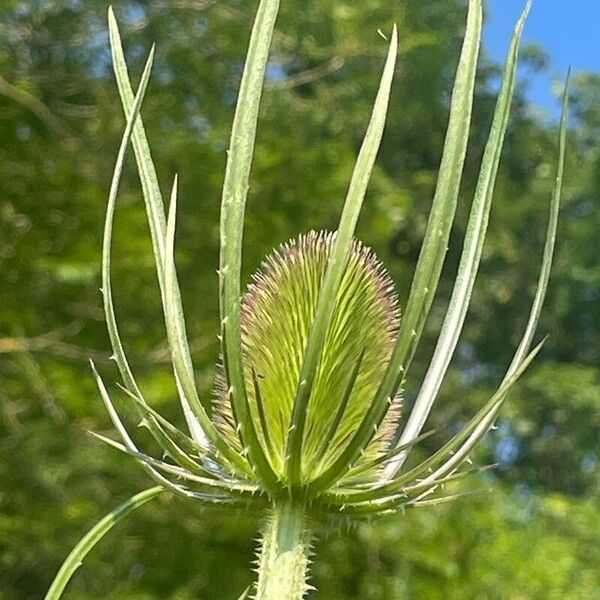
[0,0,598,598]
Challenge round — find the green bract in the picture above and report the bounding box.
[46,0,569,598]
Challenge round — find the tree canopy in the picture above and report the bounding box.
[1,1,598,597]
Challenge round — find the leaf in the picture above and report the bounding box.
[116,383,218,464]
[163,177,251,475]
[44,487,163,600]
[387,0,531,477]
[504,67,570,379]
[377,0,483,384]
[218,0,283,489]
[103,27,246,475]
[108,7,209,446]
[91,360,199,497]
[338,430,436,485]
[286,26,398,485]
[101,44,154,400]
[92,363,253,507]
[95,46,215,496]
[325,466,491,515]
[306,0,482,495]
[325,339,543,504]
[372,62,570,499]
[124,402,218,479]
[89,432,261,499]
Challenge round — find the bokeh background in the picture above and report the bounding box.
[1,0,599,598]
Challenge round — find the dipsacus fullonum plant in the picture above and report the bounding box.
[46,0,569,598]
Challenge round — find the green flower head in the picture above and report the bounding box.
[216,231,401,483]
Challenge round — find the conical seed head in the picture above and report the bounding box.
[214,231,401,484]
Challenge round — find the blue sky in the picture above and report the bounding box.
[484,0,599,118]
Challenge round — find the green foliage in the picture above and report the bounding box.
[1,0,598,597]
[314,490,600,598]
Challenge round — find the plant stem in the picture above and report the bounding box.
[255,503,312,600]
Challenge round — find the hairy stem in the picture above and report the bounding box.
[255,503,313,600]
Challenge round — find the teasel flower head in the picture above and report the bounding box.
[213,231,402,487]
[46,0,570,599]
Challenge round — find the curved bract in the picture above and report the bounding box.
[48,0,570,598]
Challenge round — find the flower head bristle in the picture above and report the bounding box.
[213,231,401,484]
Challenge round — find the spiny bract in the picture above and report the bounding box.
[214,231,401,484]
